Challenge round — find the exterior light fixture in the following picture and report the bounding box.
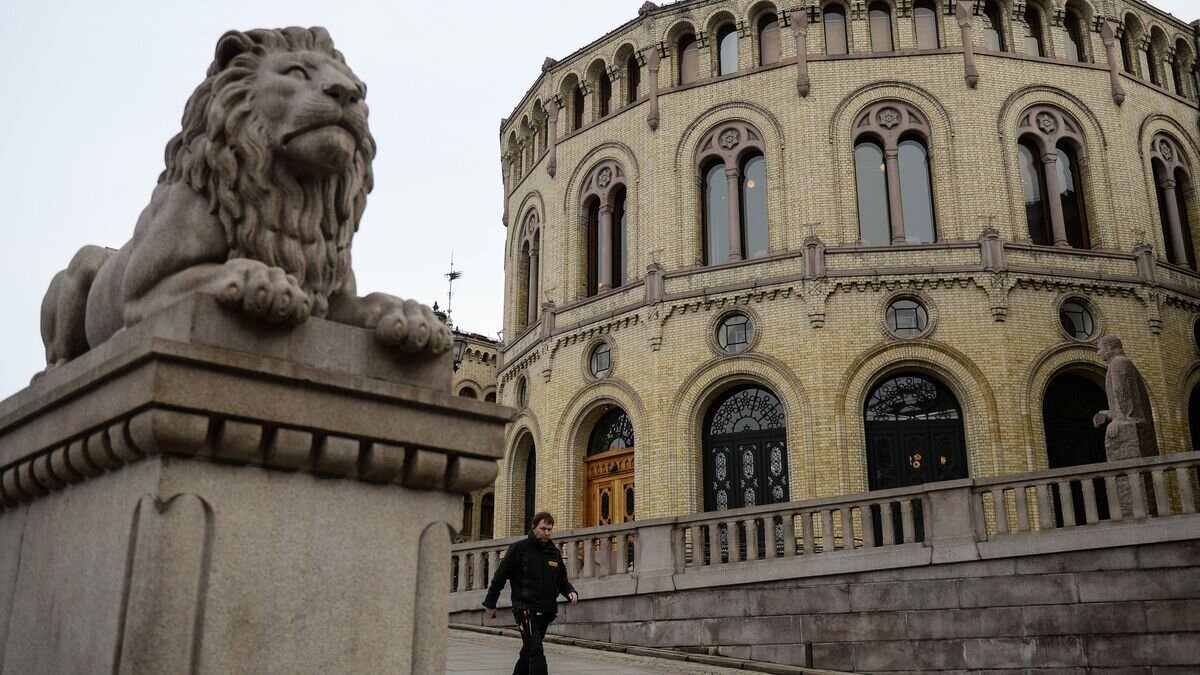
[452,331,467,372]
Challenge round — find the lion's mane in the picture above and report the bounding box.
[162,27,376,317]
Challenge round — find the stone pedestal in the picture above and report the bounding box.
[0,295,512,675]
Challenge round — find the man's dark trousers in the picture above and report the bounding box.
[512,608,553,675]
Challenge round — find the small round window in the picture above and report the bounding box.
[886,299,929,337]
[589,342,612,379]
[516,377,527,407]
[717,314,753,353]
[1059,301,1095,340]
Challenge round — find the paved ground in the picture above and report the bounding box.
[446,629,755,674]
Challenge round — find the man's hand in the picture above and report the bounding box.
[568,592,578,605]
[485,607,497,619]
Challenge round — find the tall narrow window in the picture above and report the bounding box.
[679,33,700,84]
[741,154,768,259]
[573,86,585,130]
[855,140,891,246]
[703,161,731,264]
[825,5,848,55]
[586,198,600,296]
[1057,144,1090,249]
[1158,168,1198,269]
[523,444,537,531]
[480,493,495,539]
[982,0,1005,51]
[1143,44,1160,85]
[1176,168,1196,268]
[627,56,641,103]
[1019,141,1052,245]
[1024,6,1044,57]
[899,138,936,243]
[869,2,894,52]
[612,187,627,287]
[599,72,612,117]
[1063,10,1084,62]
[1172,58,1186,96]
[1120,30,1134,72]
[718,24,739,75]
[758,13,781,64]
[914,0,939,50]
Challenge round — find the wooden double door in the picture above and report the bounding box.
[584,447,635,528]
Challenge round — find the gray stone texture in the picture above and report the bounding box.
[1093,336,1159,461]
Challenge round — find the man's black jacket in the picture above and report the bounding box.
[482,533,577,613]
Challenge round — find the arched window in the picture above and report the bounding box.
[853,102,937,245]
[758,12,781,64]
[982,0,1005,51]
[462,494,474,537]
[599,71,613,117]
[697,121,768,264]
[480,493,495,539]
[869,2,894,52]
[1057,143,1089,249]
[825,4,848,56]
[585,407,636,527]
[1017,105,1090,249]
[1119,22,1135,72]
[484,391,497,403]
[1024,5,1044,57]
[703,385,789,511]
[1143,38,1161,85]
[1151,134,1197,269]
[1043,372,1110,524]
[741,154,768,259]
[524,443,537,531]
[1172,57,1186,97]
[1019,140,1052,245]
[518,212,542,327]
[1063,9,1085,62]
[914,0,939,50]
[458,386,478,399]
[581,160,628,293]
[1191,384,1200,451]
[627,55,641,103]
[679,32,700,84]
[717,24,739,75]
[573,85,585,130]
[864,373,968,490]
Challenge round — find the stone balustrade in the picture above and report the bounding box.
[451,452,1200,613]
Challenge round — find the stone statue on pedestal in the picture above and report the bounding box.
[1093,336,1158,459]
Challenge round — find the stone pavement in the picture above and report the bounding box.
[446,629,756,674]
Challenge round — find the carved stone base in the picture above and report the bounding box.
[0,295,513,674]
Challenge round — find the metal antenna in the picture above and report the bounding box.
[445,252,464,324]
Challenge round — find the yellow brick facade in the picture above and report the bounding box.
[451,332,499,541]
[490,0,1200,538]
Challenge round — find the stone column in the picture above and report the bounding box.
[501,155,511,227]
[646,47,661,131]
[956,1,980,87]
[792,9,811,97]
[884,148,907,243]
[0,295,512,675]
[1041,152,1070,247]
[1101,19,1127,104]
[1160,178,1190,266]
[725,167,744,261]
[599,204,614,290]
[527,247,541,321]
[545,100,560,177]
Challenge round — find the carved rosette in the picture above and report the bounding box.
[1017,105,1086,160]
[852,101,931,145]
[1149,132,1194,193]
[581,159,627,206]
[695,121,765,173]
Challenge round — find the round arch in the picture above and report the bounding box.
[668,352,813,513]
[500,414,542,537]
[563,143,641,297]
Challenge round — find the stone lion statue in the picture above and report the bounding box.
[39,27,450,375]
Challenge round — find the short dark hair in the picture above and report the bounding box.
[531,511,555,528]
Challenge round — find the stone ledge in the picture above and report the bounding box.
[0,295,515,507]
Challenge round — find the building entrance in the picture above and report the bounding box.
[584,408,636,528]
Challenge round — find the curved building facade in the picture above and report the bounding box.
[492,0,1200,538]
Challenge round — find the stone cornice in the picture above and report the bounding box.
[0,296,515,510]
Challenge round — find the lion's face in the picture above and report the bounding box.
[253,50,369,175]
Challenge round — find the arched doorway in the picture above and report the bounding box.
[702,385,790,512]
[1042,372,1109,524]
[584,407,636,528]
[864,373,968,490]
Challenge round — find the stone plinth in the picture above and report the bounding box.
[0,295,513,675]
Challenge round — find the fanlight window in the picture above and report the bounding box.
[1016,106,1090,249]
[824,4,848,55]
[709,386,786,434]
[581,160,628,294]
[1151,134,1197,269]
[852,102,937,245]
[697,122,769,264]
[588,408,635,456]
[865,375,961,422]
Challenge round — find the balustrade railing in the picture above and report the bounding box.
[450,453,1200,600]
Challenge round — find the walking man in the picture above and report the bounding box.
[483,511,578,675]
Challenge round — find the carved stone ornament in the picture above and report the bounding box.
[877,108,901,129]
[719,129,742,149]
[1093,335,1159,460]
[35,27,453,381]
[1036,112,1057,134]
[1159,139,1173,161]
[598,167,613,188]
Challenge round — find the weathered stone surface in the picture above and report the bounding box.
[657,588,750,619]
[902,607,1024,639]
[1076,569,1200,602]
[710,616,801,645]
[808,642,854,672]
[1013,546,1139,574]
[1144,599,1200,631]
[0,505,28,666]
[1086,634,1200,666]
[748,643,810,667]
[746,585,849,616]
[801,612,907,642]
[1020,602,1147,635]
[851,639,916,671]
[959,574,1078,607]
[610,619,715,647]
[1093,336,1159,460]
[548,622,613,642]
[962,636,1084,669]
[850,579,961,611]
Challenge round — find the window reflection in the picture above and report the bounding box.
[627,56,641,103]
[982,0,1005,51]
[1064,11,1084,62]
[1024,6,1044,57]
[613,187,627,287]
[899,139,936,244]
[914,0,939,50]
[718,25,739,75]
[855,141,891,246]
[586,198,600,296]
[704,162,731,264]
[869,2,893,52]
[1056,144,1090,249]
[599,72,612,117]
[741,154,768,258]
[825,5,848,55]
[680,33,700,84]
[1019,141,1052,245]
[759,14,781,64]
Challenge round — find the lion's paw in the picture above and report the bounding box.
[370,298,451,355]
[215,258,311,324]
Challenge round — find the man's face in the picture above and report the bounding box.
[533,520,554,542]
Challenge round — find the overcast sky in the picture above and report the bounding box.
[0,0,1195,398]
